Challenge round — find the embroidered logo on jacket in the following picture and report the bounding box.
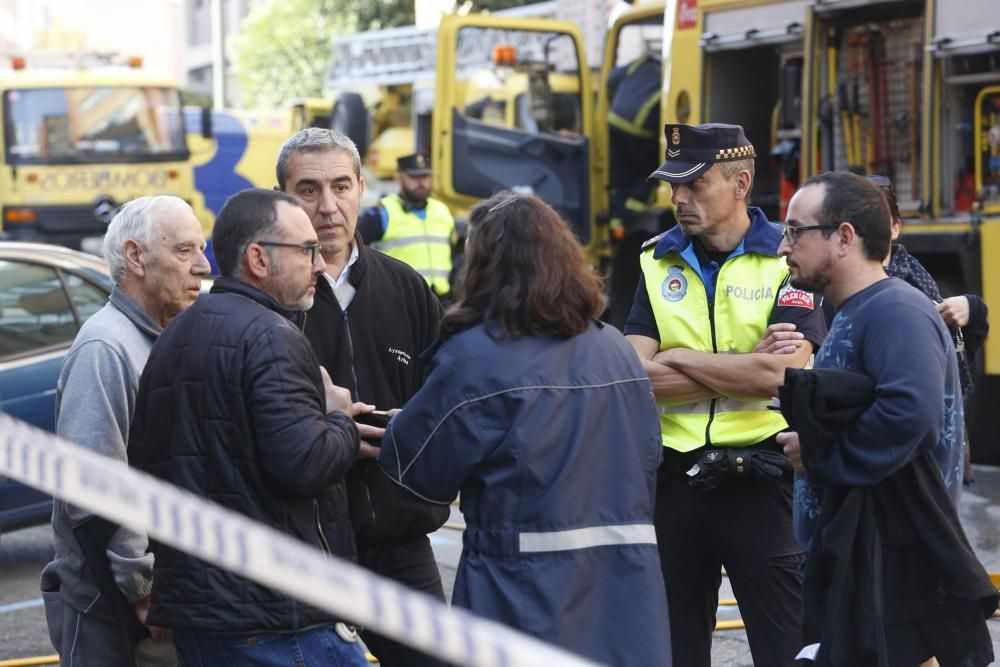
[662,265,688,302]
[388,347,411,365]
[776,286,815,309]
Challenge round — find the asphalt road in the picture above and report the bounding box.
[3,467,1000,665]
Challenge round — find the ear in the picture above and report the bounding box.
[122,239,146,278]
[359,175,367,199]
[244,243,271,280]
[733,169,752,201]
[838,221,859,255]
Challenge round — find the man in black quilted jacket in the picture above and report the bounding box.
[128,188,368,666]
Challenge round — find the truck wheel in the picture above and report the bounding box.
[331,92,370,159]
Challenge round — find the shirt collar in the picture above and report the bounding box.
[109,285,163,338]
[325,242,360,289]
[652,206,784,260]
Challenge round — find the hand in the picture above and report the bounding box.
[320,367,353,415]
[753,323,804,355]
[352,403,383,459]
[134,596,151,624]
[149,626,173,644]
[936,296,970,328]
[776,431,805,473]
[133,597,172,644]
[358,442,381,459]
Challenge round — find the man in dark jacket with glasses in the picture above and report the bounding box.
[129,188,367,666]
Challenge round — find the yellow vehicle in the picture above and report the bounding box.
[431,0,1000,460]
[323,3,581,182]
[0,54,195,253]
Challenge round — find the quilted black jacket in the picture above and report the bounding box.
[129,278,359,631]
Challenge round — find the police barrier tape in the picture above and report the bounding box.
[0,414,597,667]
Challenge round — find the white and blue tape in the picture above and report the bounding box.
[0,413,597,667]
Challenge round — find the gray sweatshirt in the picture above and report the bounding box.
[40,287,160,612]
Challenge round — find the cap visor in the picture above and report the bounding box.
[647,160,711,184]
[404,168,432,176]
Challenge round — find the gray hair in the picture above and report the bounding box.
[717,158,756,198]
[275,128,361,189]
[103,196,193,284]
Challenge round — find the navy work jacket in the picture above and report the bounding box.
[379,321,671,665]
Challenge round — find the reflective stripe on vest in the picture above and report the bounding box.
[640,247,790,452]
[375,195,454,296]
[519,523,657,553]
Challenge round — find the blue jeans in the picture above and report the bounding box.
[173,624,368,667]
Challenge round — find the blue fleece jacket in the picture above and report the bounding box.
[794,277,964,549]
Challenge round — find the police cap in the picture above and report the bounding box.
[397,153,432,176]
[648,123,756,184]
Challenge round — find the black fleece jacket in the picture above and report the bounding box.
[305,240,448,546]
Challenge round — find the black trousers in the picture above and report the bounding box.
[655,459,805,667]
[360,535,447,667]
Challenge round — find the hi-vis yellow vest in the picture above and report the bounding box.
[640,243,791,452]
[375,195,454,296]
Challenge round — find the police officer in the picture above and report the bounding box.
[358,153,455,298]
[624,123,828,666]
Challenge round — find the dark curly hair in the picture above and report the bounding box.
[439,192,605,341]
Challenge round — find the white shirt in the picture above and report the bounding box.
[323,243,359,310]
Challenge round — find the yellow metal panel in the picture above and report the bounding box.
[0,69,178,90]
[899,223,973,235]
[974,85,1000,214]
[981,220,1000,374]
[920,0,934,209]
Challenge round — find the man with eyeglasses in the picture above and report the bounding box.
[276,129,449,667]
[128,188,368,666]
[775,171,995,666]
[624,123,827,666]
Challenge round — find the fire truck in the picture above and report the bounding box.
[0,53,199,250]
[423,0,1000,459]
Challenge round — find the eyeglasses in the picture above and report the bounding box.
[781,224,839,245]
[256,240,322,264]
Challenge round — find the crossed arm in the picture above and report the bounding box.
[627,323,814,404]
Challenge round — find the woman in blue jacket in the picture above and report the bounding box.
[378,192,671,665]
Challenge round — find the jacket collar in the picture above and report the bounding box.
[653,206,784,260]
[347,234,371,288]
[210,276,306,328]
[109,286,163,338]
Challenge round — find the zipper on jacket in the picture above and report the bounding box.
[342,310,376,528]
[342,310,361,401]
[314,499,332,556]
[704,271,720,448]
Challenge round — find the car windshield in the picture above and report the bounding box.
[3,86,187,164]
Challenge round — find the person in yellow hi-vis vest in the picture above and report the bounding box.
[358,153,455,299]
[623,123,828,667]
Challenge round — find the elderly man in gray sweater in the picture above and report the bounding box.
[40,196,210,666]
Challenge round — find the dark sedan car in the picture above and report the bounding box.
[0,242,112,533]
